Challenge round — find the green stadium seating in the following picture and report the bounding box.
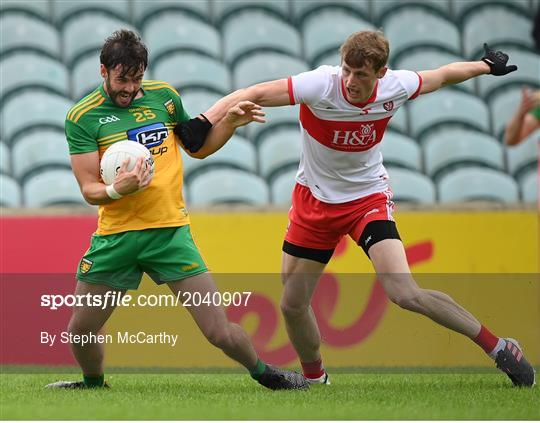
[380,132,421,171]
[223,11,301,64]
[423,128,504,180]
[270,168,297,205]
[245,104,300,145]
[453,0,530,23]
[52,0,130,25]
[133,0,211,26]
[188,168,269,206]
[388,105,409,135]
[0,141,9,175]
[506,129,540,178]
[373,0,451,24]
[152,52,231,95]
[71,54,105,100]
[488,87,522,140]
[214,0,289,26]
[386,167,436,203]
[258,128,302,180]
[23,169,87,207]
[519,168,538,203]
[0,0,51,22]
[312,50,341,68]
[291,0,370,24]
[0,175,21,207]
[0,13,60,58]
[438,167,519,203]
[0,52,69,100]
[179,90,222,117]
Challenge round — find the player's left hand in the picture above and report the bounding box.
[481,43,518,76]
[225,101,266,128]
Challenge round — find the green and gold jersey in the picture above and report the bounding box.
[65,80,191,235]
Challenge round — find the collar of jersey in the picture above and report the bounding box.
[340,78,378,109]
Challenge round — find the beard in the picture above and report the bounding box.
[105,78,138,108]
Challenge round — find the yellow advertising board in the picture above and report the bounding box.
[105,211,539,368]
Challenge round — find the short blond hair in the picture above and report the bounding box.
[339,30,389,71]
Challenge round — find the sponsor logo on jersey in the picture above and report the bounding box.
[99,115,120,124]
[127,123,169,149]
[79,258,93,273]
[332,124,376,147]
[164,99,176,116]
[383,101,394,111]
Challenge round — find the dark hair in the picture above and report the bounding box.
[100,29,148,75]
[340,30,389,71]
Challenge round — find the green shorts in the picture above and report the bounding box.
[76,225,208,290]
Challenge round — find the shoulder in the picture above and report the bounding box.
[379,69,421,98]
[142,80,180,98]
[66,88,106,124]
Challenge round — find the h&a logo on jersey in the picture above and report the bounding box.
[383,101,394,111]
[99,115,120,125]
[332,124,376,147]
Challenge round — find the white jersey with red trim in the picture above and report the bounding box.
[288,65,422,204]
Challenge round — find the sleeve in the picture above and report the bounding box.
[530,106,540,121]
[392,70,423,100]
[170,90,190,124]
[65,118,98,154]
[288,66,333,106]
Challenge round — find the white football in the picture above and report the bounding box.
[100,140,155,185]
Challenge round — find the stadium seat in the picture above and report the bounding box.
[438,167,519,203]
[388,106,409,135]
[408,90,490,141]
[0,0,51,21]
[258,128,302,179]
[142,11,221,62]
[214,1,289,25]
[462,6,534,59]
[23,169,86,207]
[152,52,231,95]
[246,104,300,145]
[63,13,135,67]
[386,167,436,203]
[506,129,539,178]
[11,129,71,182]
[52,0,130,25]
[302,9,374,66]
[223,11,301,65]
[179,90,222,117]
[488,87,522,140]
[233,52,310,89]
[0,14,61,59]
[270,168,298,205]
[133,0,211,26]
[373,0,452,24]
[0,175,21,207]
[0,53,70,101]
[182,135,257,181]
[380,132,421,171]
[423,128,504,180]
[0,141,10,175]
[313,50,341,68]
[71,55,104,100]
[393,50,475,94]
[477,49,540,99]
[382,8,460,64]
[454,0,530,24]
[188,168,269,206]
[1,92,72,145]
[519,168,538,203]
[291,0,370,24]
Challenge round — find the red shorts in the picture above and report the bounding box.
[285,184,396,250]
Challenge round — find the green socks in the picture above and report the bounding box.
[249,358,267,380]
[83,374,105,388]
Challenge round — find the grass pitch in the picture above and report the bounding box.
[1,371,538,420]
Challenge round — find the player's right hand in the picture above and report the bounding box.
[112,157,152,195]
[481,43,518,76]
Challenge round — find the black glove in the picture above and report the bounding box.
[481,43,518,76]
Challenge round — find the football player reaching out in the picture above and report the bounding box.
[197,30,535,387]
[46,29,308,391]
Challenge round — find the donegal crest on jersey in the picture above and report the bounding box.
[65,80,191,235]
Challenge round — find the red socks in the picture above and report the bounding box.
[301,358,325,379]
[473,325,499,354]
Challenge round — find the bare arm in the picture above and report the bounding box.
[504,89,540,145]
[71,152,151,205]
[203,79,291,124]
[187,101,265,159]
[418,61,490,95]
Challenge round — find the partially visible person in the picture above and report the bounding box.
[504,88,540,145]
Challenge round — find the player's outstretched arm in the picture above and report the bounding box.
[181,101,265,159]
[203,79,291,124]
[504,88,540,145]
[418,43,517,95]
[71,153,151,204]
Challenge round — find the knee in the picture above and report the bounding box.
[67,317,96,336]
[280,299,310,320]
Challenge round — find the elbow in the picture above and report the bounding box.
[81,186,98,205]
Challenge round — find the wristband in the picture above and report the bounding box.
[105,184,123,200]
